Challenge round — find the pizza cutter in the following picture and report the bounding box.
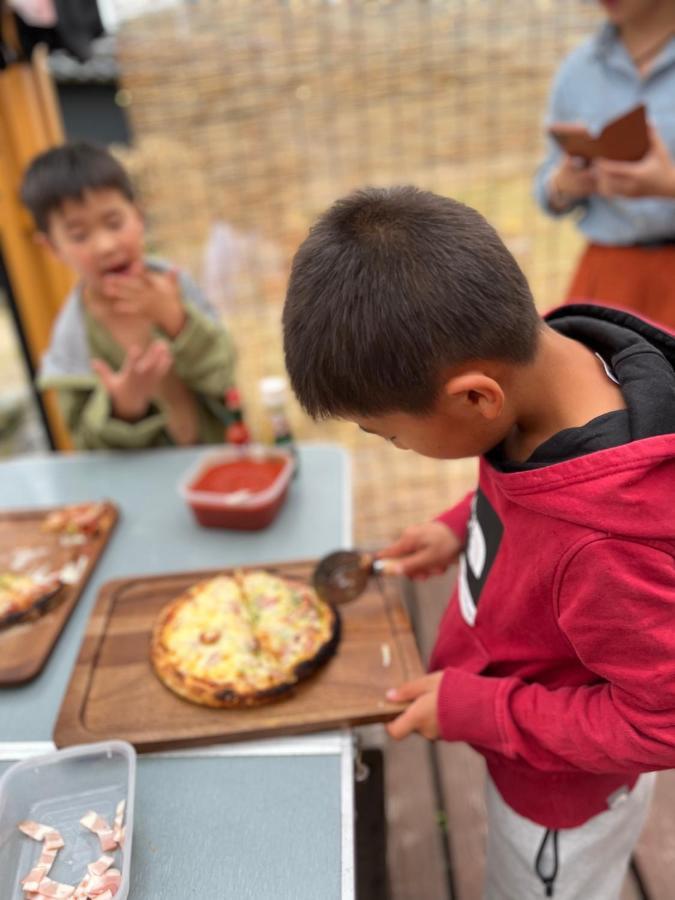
[312,550,398,605]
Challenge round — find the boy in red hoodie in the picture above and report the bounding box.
[283,186,675,899]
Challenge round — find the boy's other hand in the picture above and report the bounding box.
[385,672,443,740]
[595,127,675,199]
[92,340,173,422]
[101,267,186,338]
[378,521,462,580]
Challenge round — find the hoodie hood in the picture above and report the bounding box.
[547,303,675,440]
[487,304,675,541]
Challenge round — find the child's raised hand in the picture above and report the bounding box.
[92,341,173,422]
[385,672,443,740]
[101,267,186,338]
[378,521,462,580]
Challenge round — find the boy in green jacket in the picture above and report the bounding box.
[21,141,237,450]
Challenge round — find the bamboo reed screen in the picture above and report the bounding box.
[113,0,600,543]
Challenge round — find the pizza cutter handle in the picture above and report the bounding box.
[357,553,399,576]
[371,558,400,576]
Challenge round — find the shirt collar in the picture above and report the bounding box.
[592,20,675,80]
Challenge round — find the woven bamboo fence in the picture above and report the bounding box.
[113,0,599,544]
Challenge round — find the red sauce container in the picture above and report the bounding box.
[179,448,295,530]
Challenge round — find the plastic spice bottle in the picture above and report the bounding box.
[259,376,298,470]
[224,387,251,446]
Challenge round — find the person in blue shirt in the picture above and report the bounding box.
[535,0,675,330]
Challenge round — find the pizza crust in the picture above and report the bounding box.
[150,572,340,708]
[0,574,63,630]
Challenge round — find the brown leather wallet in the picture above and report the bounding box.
[549,104,649,162]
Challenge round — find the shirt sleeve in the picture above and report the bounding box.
[533,62,589,219]
[168,302,237,399]
[57,384,168,450]
[436,537,675,775]
[435,491,474,547]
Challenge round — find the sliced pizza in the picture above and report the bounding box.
[0,572,63,630]
[42,502,114,540]
[151,571,340,708]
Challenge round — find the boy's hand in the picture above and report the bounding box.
[92,340,173,422]
[378,521,462,580]
[595,128,675,199]
[101,267,186,338]
[386,672,443,740]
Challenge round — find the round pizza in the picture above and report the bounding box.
[0,572,63,630]
[150,570,340,708]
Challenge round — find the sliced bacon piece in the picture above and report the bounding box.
[44,830,65,851]
[38,848,59,867]
[80,812,106,832]
[22,845,59,889]
[87,855,115,877]
[72,873,91,900]
[113,800,125,830]
[79,812,116,851]
[31,877,75,898]
[112,799,125,847]
[23,874,48,893]
[23,869,48,892]
[98,830,117,852]
[19,821,56,842]
[83,867,121,896]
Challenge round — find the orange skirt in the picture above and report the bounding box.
[566,243,675,331]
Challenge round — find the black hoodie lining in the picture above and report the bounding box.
[487,306,675,474]
[488,409,631,473]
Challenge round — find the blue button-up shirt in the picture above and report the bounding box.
[534,23,675,246]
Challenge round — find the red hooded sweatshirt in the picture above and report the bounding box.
[429,305,675,828]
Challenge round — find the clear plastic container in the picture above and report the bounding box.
[0,740,135,899]
[179,445,295,530]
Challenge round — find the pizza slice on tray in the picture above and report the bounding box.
[0,572,63,630]
[42,502,115,541]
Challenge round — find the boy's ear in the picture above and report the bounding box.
[443,372,505,420]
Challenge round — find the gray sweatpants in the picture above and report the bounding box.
[484,773,655,900]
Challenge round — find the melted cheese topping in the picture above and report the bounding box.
[0,573,48,618]
[158,572,335,694]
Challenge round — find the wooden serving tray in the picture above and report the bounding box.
[0,503,118,684]
[53,561,425,751]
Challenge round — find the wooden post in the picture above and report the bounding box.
[0,43,74,450]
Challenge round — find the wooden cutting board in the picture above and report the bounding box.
[53,561,425,751]
[0,503,118,684]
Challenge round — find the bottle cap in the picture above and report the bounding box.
[225,387,242,410]
[259,376,288,408]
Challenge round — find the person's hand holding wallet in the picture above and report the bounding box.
[547,104,654,208]
[595,127,675,199]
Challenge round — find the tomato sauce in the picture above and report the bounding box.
[192,459,285,495]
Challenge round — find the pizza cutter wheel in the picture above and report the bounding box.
[312,550,395,605]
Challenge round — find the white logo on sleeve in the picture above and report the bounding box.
[457,490,503,628]
[459,554,478,627]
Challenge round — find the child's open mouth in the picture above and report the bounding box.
[102,262,134,276]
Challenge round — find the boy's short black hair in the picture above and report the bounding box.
[20,141,135,233]
[283,186,541,419]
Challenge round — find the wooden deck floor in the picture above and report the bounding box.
[377,571,675,900]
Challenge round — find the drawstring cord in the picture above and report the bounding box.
[534,828,560,897]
